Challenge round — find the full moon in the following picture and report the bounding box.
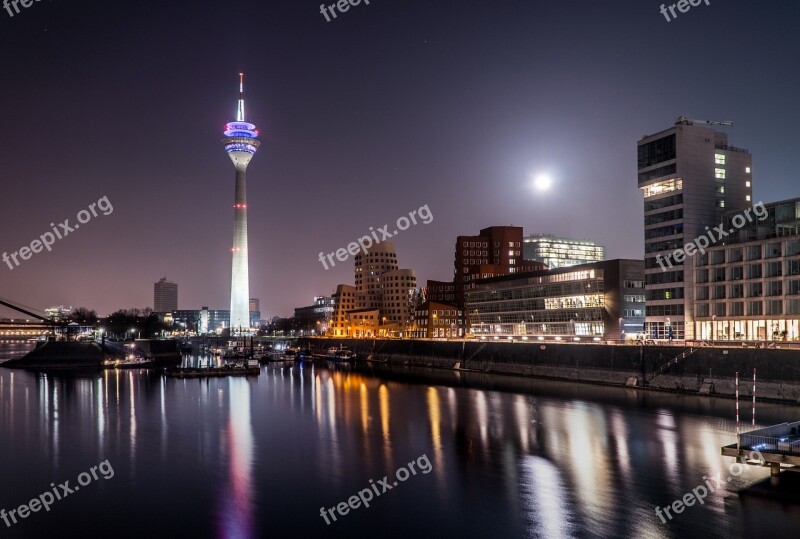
[534,174,552,191]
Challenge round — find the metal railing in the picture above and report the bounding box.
[740,434,800,456]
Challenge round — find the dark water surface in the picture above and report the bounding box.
[1,343,799,538]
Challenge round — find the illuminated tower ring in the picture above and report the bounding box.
[222,73,260,333]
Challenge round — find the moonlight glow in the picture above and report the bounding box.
[534,174,552,191]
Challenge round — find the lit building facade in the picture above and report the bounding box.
[413,301,464,339]
[154,277,178,313]
[329,242,417,337]
[45,305,73,323]
[425,280,456,303]
[693,198,800,341]
[639,117,752,340]
[295,296,335,334]
[222,74,260,333]
[381,269,417,334]
[449,226,548,320]
[523,235,605,269]
[465,259,645,340]
[330,285,356,337]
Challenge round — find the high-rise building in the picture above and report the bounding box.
[523,235,605,269]
[354,241,398,309]
[154,277,178,313]
[638,117,752,340]
[249,298,259,313]
[222,73,260,333]
[329,242,417,337]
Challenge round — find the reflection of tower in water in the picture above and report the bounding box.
[218,379,255,538]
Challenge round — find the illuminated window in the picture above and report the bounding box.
[746,181,751,187]
[641,178,683,198]
[719,200,726,208]
[746,167,751,173]
[715,168,726,179]
[715,154,726,165]
[746,195,751,201]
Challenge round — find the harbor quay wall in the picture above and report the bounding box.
[1,339,180,369]
[300,338,800,403]
[1,341,103,369]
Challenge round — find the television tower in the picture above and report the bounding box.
[222,73,260,333]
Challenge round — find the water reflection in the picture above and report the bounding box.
[218,378,255,539]
[0,354,799,538]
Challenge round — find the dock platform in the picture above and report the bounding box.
[165,365,260,378]
[721,421,800,477]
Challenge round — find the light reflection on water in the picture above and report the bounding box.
[0,348,798,538]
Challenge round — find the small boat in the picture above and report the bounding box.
[327,345,356,362]
[102,357,155,369]
[283,347,298,357]
[115,358,155,369]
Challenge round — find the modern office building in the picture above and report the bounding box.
[329,242,417,337]
[638,117,753,340]
[171,307,260,334]
[412,300,464,339]
[44,305,73,323]
[693,197,800,341]
[523,235,605,269]
[294,296,335,333]
[222,73,261,332]
[154,277,178,313]
[465,259,645,340]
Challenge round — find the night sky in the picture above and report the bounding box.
[1,0,799,318]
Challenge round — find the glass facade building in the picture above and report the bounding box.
[465,260,644,340]
[523,235,605,269]
[693,198,800,342]
[638,119,753,340]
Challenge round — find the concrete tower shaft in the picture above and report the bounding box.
[222,73,260,332]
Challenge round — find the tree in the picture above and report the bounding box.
[70,307,98,326]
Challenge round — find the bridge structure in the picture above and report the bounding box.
[0,296,60,338]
